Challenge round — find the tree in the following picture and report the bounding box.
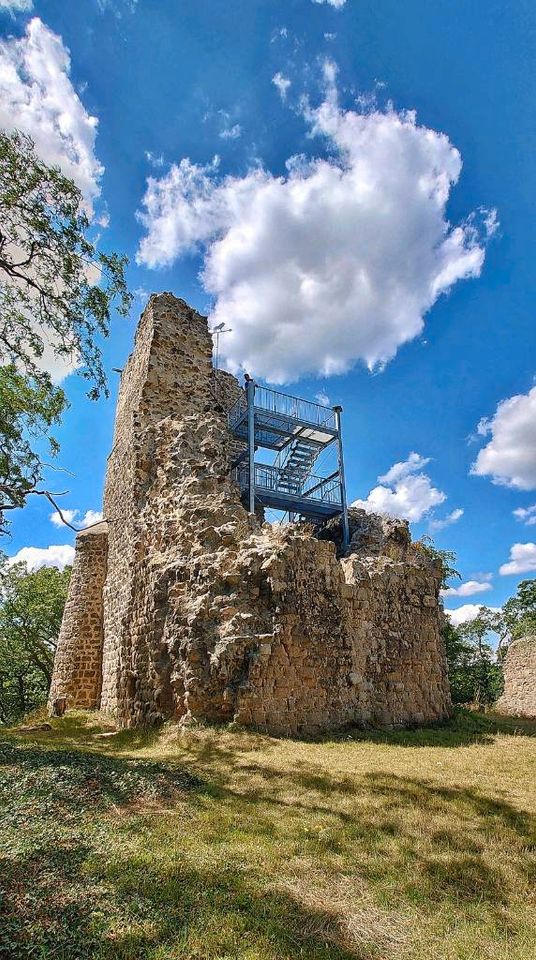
[444,607,503,706]
[457,608,504,705]
[442,618,480,705]
[417,536,461,589]
[0,365,65,524]
[417,538,499,704]
[0,130,132,532]
[0,555,70,723]
[421,536,534,705]
[500,578,536,652]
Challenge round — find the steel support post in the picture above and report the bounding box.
[333,405,350,549]
[246,378,256,514]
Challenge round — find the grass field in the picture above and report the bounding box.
[1,710,535,960]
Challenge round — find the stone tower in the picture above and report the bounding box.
[49,293,452,734]
[48,522,108,710]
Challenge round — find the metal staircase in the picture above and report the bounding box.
[275,435,322,496]
[228,380,350,545]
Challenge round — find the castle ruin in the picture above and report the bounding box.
[495,635,536,719]
[49,293,452,735]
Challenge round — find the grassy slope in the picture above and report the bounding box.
[0,711,535,960]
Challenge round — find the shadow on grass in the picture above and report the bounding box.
[170,736,535,914]
[330,707,536,748]
[237,767,534,896]
[1,717,535,959]
[5,707,536,754]
[2,756,532,958]
[0,738,200,819]
[1,842,360,960]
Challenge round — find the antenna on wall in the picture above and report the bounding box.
[211,322,232,372]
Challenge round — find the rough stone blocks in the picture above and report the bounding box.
[495,636,536,719]
[49,293,452,734]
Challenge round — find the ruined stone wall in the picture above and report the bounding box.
[160,501,450,736]
[495,636,536,719]
[50,292,452,733]
[100,294,217,717]
[48,523,108,710]
[99,379,450,732]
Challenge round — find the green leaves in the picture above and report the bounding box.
[419,538,520,705]
[502,579,536,645]
[0,557,71,724]
[0,129,132,397]
[0,365,66,518]
[417,536,461,589]
[442,578,536,705]
[0,130,132,532]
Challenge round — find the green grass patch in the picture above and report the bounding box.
[1,710,535,959]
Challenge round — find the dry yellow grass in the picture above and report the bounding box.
[1,709,535,959]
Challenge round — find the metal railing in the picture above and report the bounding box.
[228,386,337,433]
[301,470,341,502]
[254,386,336,430]
[228,395,247,429]
[232,462,342,506]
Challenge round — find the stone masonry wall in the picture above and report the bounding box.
[48,522,108,710]
[50,292,452,733]
[495,635,536,719]
[132,415,450,735]
[100,294,219,717]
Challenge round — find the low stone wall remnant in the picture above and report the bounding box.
[495,636,536,719]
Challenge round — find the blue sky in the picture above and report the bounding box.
[1,0,535,624]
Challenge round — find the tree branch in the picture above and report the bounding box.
[34,489,80,531]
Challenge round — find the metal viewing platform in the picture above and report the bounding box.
[228,381,350,545]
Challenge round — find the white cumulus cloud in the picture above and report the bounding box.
[378,452,430,485]
[445,604,500,628]
[499,542,536,576]
[428,507,464,533]
[50,508,103,528]
[0,17,103,209]
[472,385,536,491]
[313,0,347,8]
[513,504,536,526]
[137,63,494,384]
[0,18,104,386]
[80,509,104,527]
[8,544,75,571]
[441,579,492,598]
[0,1,33,12]
[352,452,446,523]
[50,508,78,528]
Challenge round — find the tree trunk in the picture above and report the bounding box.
[17,673,25,716]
